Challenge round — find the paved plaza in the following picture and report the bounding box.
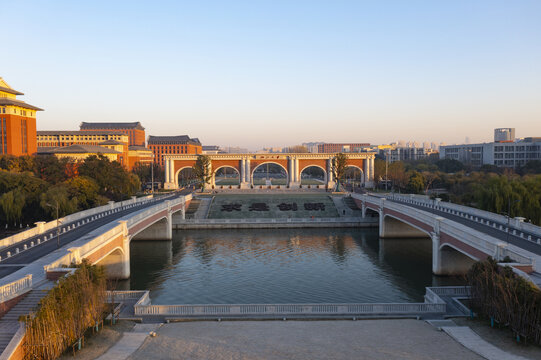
[207,194,339,219]
[128,320,485,360]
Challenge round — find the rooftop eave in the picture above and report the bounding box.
[0,86,24,95]
[0,98,43,111]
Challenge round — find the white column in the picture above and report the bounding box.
[369,157,375,182]
[240,158,246,183]
[288,157,294,184]
[364,158,369,184]
[170,160,175,184]
[327,158,333,182]
[295,158,299,182]
[364,158,370,184]
[165,158,170,185]
[245,158,251,183]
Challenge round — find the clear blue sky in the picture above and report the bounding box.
[3,0,541,149]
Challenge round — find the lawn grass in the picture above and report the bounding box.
[207,194,339,219]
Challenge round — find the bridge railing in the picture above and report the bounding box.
[0,194,157,251]
[428,286,471,297]
[106,290,148,301]
[43,222,127,271]
[126,194,191,229]
[42,195,190,271]
[0,274,32,304]
[384,193,541,243]
[424,287,446,304]
[357,194,535,266]
[134,302,446,317]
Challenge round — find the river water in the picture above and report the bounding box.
[123,228,462,304]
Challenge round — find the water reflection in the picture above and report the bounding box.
[127,228,463,304]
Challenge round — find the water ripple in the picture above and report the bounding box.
[126,228,462,304]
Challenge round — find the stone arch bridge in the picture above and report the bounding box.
[354,194,537,276]
[163,153,375,189]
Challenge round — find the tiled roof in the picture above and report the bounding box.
[37,130,127,136]
[99,139,126,145]
[39,144,121,154]
[147,135,201,145]
[0,86,24,96]
[129,145,152,151]
[80,122,145,130]
[0,98,43,111]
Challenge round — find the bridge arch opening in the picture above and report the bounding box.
[132,215,172,241]
[300,165,326,185]
[380,214,431,239]
[214,166,240,186]
[436,244,478,275]
[176,166,196,188]
[344,166,364,189]
[252,162,288,186]
[95,247,129,280]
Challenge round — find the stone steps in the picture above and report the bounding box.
[185,199,201,219]
[0,283,54,356]
[343,197,361,210]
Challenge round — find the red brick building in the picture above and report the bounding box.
[148,135,202,167]
[79,122,146,146]
[0,78,43,156]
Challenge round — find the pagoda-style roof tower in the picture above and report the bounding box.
[0,77,42,156]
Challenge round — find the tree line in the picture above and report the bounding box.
[0,154,141,230]
[373,157,541,225]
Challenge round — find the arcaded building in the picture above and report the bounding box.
[79,122,146,146]
[148,135,202,167]
[0,77,43,156]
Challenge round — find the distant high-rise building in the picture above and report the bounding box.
[224,146,249,154]
[465,136,470,144]
[440,128,540,168]
[494,128,515,142]
[302,142,324,153]
[0,78,43,156]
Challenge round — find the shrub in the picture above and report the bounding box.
[23,261,106,359]
[467,258,541,344]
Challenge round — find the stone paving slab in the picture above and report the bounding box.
[441,326,529,360]
[95,323,162,360]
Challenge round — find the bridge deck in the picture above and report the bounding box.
[0,192,188,280]
[387,198,541,256]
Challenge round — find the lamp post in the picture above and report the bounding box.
[45,201,61,248]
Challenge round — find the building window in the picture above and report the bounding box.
[21,119,28,153]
